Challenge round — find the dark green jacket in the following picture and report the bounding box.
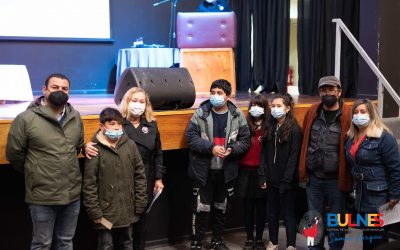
[6,97,84,205]
[83,131,147,229]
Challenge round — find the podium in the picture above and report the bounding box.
[179,48,235,97]
[177,12,237,96]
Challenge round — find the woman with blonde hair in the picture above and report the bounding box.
[85,87,165,250]
[119,87,156,125]
[345,99,400,250]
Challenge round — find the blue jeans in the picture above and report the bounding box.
[29,199,80,250]
[306,175,346,250]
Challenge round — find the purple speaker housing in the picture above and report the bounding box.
[177,12,237,48]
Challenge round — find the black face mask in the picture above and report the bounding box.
[321,95,337,107]
[48,91,68,107]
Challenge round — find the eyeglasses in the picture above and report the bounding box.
[319,88,338,95]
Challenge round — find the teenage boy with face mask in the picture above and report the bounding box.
[83,107,147,250]
[298,76,353,250]
[6,73,85,249]
[186,79,250,250]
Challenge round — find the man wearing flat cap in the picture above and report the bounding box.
[298,76,352,249]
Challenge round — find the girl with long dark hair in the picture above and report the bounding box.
[238,94,270,250]
[260,93,302,250]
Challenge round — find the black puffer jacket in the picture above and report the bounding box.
[186,100,250,186]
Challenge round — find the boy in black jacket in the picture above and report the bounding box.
[186,79,250,250]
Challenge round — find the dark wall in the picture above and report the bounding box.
[380,0,400,117]
[0,0,199,94]
[357,0,379,99]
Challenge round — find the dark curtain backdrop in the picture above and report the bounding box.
[298,0,359,96]
[231,0,290,92]
[230,0,252,91]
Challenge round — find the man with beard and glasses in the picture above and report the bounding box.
[298,76,353,250]
[6,73,84,250]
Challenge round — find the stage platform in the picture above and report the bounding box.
[0,92,355,165]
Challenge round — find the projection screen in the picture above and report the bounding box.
[0,0,111,41]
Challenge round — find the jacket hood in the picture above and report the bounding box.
[27,96,75,121]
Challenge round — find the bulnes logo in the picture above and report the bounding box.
[327,213,384,227]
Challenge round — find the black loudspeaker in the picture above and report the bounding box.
[114,67,196,110]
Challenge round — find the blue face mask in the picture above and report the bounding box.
[104,129,123,140]
[352,114,370,128]
[271,107,286,119]
[249,106,264,117]
[210,94,225,108]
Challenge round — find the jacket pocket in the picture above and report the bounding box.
[306,147,320,170]
[32,159,62,199]
[323,150,340,174]
[131,190,137,211]
[99,199,111,211]
[363,181,388,212]
[360,142,379,164]
[326,127,341,146]
[366,181,388,192]
[189,153,210,181]
[25,161,37,190]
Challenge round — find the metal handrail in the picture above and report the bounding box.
[333,18,400,117]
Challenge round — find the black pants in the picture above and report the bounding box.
[132,214,146,250]
[243,197,266,241]
[97,227,133,250]
[267,187,297,247]
[192,170,234,242]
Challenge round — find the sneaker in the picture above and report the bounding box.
[255,240,266,250]
[243,239,254,250]
[191,240,202,250]
[287,246,296,250]
[210,239,229,250]
[265,241,278,250]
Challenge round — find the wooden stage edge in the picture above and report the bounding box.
[0,94,357,165]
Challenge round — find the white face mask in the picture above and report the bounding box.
[248,106,264,118]
[271,107,286,119]
[352,113,370,128]
[128,102,145,117]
